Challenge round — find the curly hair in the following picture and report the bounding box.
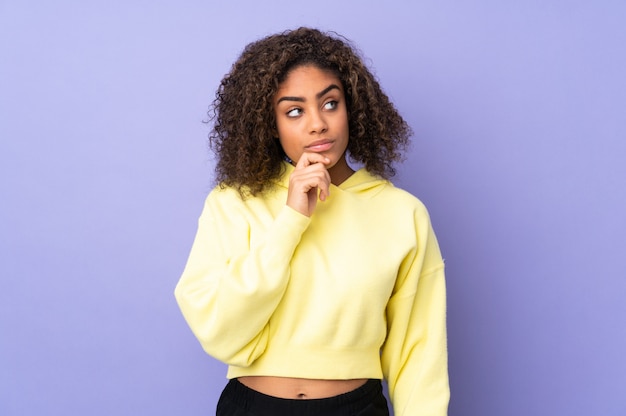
[208,27,412,196]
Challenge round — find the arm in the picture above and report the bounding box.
[381,208,450,416]
[174,189,310,367]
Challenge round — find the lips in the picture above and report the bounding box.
[305,139,334,152]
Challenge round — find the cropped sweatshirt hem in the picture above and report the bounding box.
[227,345,383,380]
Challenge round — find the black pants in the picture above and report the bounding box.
[216,378,389,416]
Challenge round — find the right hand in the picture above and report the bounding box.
[286,152,331,217]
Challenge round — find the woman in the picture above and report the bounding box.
[175,27,449,416]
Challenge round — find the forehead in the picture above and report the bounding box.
[276,65,343,94]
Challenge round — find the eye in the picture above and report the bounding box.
[323,100,338,110]
[286,108,303,118]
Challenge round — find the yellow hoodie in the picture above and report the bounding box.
[175,162,449,415]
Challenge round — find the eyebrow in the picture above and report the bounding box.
[276,84,341,105]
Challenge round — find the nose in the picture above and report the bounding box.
[309,109,328,135]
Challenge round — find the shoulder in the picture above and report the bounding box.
[205,182,277,204]
[378,181,431,218]
[203,184,243,209]
[200,184,252,218]
[202,182,286,217]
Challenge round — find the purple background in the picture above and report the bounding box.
[1,1,625,415]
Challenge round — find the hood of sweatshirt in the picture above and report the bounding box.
[276,161,389,197]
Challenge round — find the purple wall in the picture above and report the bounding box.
[1,1,625,415]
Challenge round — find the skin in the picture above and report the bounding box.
[275,65,355,217]
[237,65,366,399]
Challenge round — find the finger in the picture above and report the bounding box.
[315,170,331,201]
[295,152,330,169]
[289,171,330,204]
[291,169,330,194]
[318,181,330,201]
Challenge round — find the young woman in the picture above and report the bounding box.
[175,27,449,416]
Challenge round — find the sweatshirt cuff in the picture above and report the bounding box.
[264,205,311,249]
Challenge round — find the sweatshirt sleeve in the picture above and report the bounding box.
[381,206,450,416]
[174,189,310,367]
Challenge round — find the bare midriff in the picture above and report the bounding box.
[237,376,369,400]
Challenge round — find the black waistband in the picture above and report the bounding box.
[219,378,383,416]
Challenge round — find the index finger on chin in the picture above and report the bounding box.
[296,152,330,168]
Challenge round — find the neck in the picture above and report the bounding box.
[328,156,354,186]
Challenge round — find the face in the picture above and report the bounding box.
[273,65,350,180]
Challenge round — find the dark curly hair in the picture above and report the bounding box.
[208,27,412,196]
